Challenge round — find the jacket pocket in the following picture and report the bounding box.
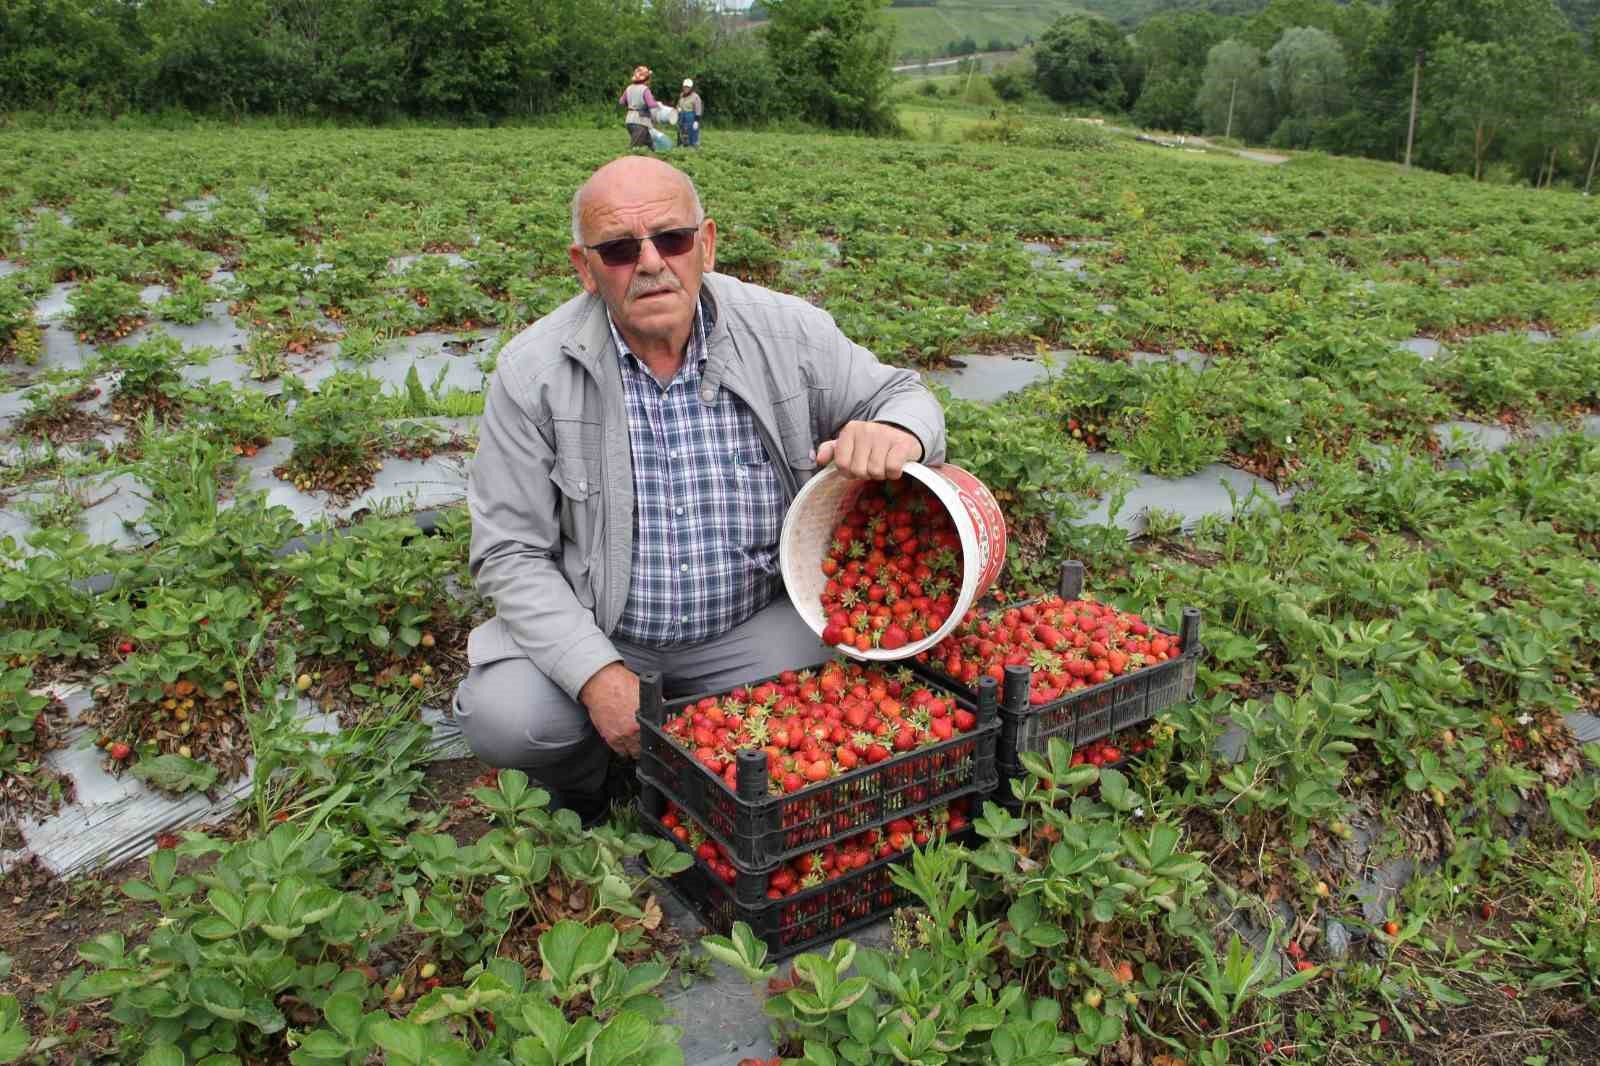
[771,392,818,484]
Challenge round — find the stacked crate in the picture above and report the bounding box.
[637,670,999,959]
[911,561,1203,787]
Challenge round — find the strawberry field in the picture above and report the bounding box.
[1,124,1598,1065]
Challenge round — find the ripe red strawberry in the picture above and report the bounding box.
[109,741,132,761]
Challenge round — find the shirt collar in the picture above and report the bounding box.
[608,299,708,379]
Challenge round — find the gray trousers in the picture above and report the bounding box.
[453,595,832,795]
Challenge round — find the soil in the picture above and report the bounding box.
[12,389,112,446]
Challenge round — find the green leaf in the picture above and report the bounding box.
[138,1046,186,1066]
[150,848,177,891]
[1098,768,1136,811]
[207,888,246,930]
[803,1041,839,1066]
[192,975,248,1021]
[322,991,364,1039]
[538,921,616,991]
[292,1029,352,1058]
[368,624,390,649]
[131,755,219,794]
[370,1020,426,1065]
[590,1011,651,1063]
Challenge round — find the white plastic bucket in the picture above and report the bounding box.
[779,462,1008,662]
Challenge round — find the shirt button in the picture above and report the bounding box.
[669,449,679,459]
[577,480,587,492]
[675,506,684,516]
[680,614,689,623]
[701,388,714,402]
[679,563,688,573]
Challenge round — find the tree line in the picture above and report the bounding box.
[0,0,899,131]
[1030,0,1600,187]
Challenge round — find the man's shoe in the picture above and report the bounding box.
[545,758,635,830]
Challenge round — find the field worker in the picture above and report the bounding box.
[676,79,703,148]
[456,157,945,823]
[619,66,657,150]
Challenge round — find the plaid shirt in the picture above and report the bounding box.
[610,308,786,646]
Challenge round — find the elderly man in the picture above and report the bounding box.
[455,156,946,822]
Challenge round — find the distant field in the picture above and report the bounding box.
[888,0,1083,57]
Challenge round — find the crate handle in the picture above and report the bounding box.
[736,749,768,801]
[639,671,664,725]
[1002,663,1031,712]
[976,674,998,725]
[1058,559,1085,600]
[1180,607,1202,654]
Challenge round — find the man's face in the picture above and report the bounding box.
[568,160,717,349]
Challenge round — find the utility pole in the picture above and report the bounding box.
[1224,78,1238,140]
[1404,49,1422,170]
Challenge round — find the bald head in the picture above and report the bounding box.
[570,156,703,245]
[565,154,717,367]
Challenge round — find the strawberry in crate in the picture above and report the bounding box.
[921,595,1183,700]
[659,661,980,795]
[816,477,964,652]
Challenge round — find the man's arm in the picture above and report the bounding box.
[804,307,947,471]
[467,371,624,705]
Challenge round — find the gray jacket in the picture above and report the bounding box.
[466,271,947,700]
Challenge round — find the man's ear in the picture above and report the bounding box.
[568,243,598,295]
[699,218,716,274]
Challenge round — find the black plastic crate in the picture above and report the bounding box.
[636,669,999,870]
[996,722,1161,799]
[642,805,977,961]
[908,560,1201,775]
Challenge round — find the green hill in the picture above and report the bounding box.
[887,0,1268,58]
[888,0,1083,57]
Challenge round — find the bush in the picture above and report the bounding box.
[989,58,1033,102]
[963,115,1118,151]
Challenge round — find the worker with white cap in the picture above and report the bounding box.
[676,78,704,149]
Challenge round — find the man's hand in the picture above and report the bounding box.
[580,661,641,757]
[816,421,923,480]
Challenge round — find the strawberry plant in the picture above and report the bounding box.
[814,477,963,652]
[0,662,73,820]
[392,254,493,329]
[185,380,281,452]
[96,585,268,789]
[276,370,389,497]
[0,275,39,364]
[278,516,467,666]
[70,825,394,1063]
[1109,366,1227,479]
[64,275,145,341]
[107,332,185,421]
[0,529,116,648]
[150,273,217,325]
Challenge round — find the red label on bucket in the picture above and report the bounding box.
[937,465,1008,594]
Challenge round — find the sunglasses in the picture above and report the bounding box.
[585,225,699,267]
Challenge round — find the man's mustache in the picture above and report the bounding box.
[629,273,682,299]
